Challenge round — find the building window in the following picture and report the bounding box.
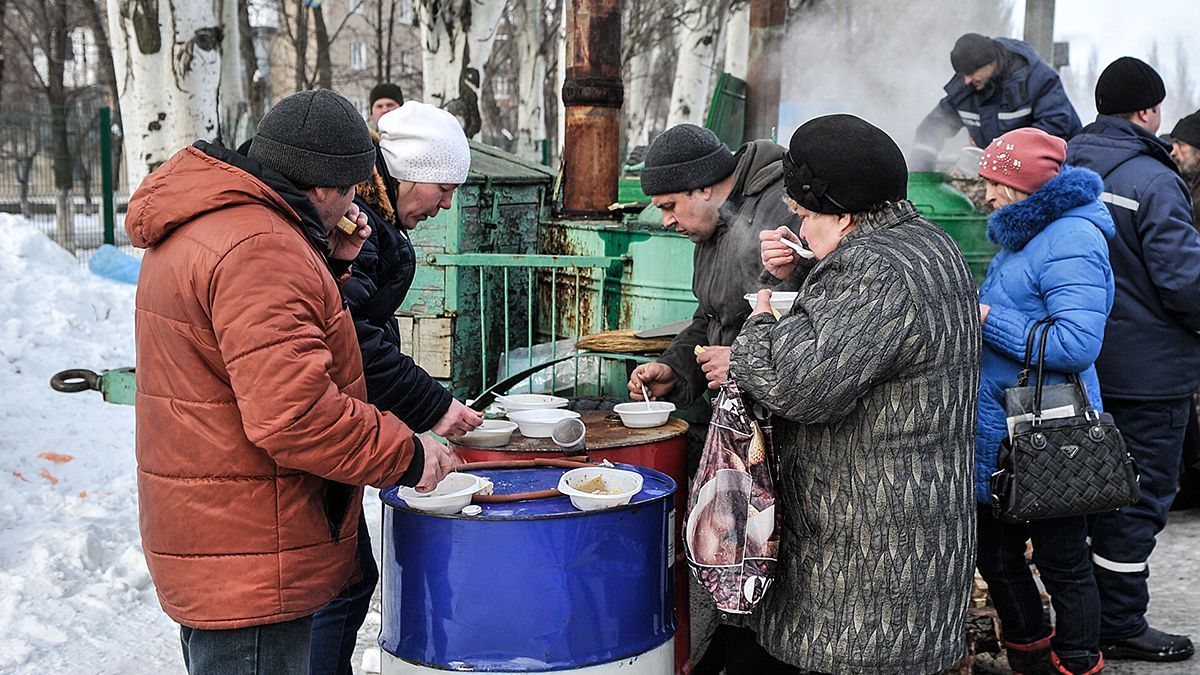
[350,41,367,71]
[348,0,366,16]
[492,75,511,100]
[396,0,414,24]
[398,50,414,75]
[351,97,368,120]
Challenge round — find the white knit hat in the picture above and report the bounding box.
[378,102,472,184]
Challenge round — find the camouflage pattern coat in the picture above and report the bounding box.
[729,202,980,674]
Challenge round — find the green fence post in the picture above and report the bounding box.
[99,107,115,246]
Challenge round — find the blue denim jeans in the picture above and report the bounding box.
[180,615,313,674]
[309,513,379,675]
[976,505,1101,662]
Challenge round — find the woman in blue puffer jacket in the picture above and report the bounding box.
[975,127,1115,675]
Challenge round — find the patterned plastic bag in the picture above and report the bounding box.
[684,380,779,614]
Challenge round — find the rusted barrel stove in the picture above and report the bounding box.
[454,411,692,673]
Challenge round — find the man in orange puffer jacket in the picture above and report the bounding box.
[125,89,459,673]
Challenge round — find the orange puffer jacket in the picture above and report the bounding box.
[126,142,420,629]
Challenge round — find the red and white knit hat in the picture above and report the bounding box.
[977,127,1067,195]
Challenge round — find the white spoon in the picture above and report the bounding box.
[780,236,815,259]
[640,382,653,411]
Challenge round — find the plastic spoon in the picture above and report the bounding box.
[780,236,815,259]
[640,382,653,411]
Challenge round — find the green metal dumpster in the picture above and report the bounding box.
[908,172,997,284]
[400,142,555,400]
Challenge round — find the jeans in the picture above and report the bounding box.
[976,505,1101,662]
[1089,396,1189,639]
[180,615,313,674]
[310,514,379,675]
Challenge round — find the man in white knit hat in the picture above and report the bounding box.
[309,101,480,674]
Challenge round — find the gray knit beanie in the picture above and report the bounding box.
[249,90,376,189]
[640,124,737,195]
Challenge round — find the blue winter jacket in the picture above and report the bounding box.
[913,38,1082,170]
[1065,115,1200,400]
[975,166,1115,504]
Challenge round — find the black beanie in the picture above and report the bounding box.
[369,82,405,107]
[249,90,376,188]
[1171,110,1200,149]
[950,33,997,74]
[1096,57,1166,115]
[784,114,908,215]
[640,124,737,195]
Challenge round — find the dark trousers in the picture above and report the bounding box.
[180,615,313,674]
[976,506,1101,661]
[1089,396,1189,640]
[695,626,804,675]
[310,514,379,675]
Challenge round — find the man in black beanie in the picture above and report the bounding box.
[124,89,459,673]
[912,32,1081,171]
[1066,57,1198,664]
[627,123,802,669]
[369,82,405,127]
[1170,110,1200,224]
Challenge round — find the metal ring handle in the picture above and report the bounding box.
[50,369,101,393]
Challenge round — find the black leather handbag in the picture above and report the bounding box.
[990,318,1141,523]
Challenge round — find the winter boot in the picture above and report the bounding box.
[1005,634,1057,675]
[1052,651,1104,674]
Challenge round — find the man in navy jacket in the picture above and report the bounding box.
[912,33,1081,171]
[1066,57,1199,664]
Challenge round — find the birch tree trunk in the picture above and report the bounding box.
[108,0,245,191]
[623,43,655,152]
[417,0,507,138]
[511,0,546,162]
[666,0,729,127]
[723,2,749,80]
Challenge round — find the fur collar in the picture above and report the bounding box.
[987,165,1103,251]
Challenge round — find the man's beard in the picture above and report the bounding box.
[1181,160,1200,183]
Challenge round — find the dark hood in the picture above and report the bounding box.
[730,139,787,199]
[1065,115,1181,177]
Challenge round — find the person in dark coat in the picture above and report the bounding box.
[975,127,1115,675]
[730,114,979,674]
[912,33,1082,171]
[309,101,482,675]
[625,123,804,669]
[369,82,404,128]
[1064,56,1199,664]
[1168,110,1200,225]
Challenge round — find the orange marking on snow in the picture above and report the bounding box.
[38,452,74,464]
[12,471,30,482]
[39,470,59,485]
[79,491,88,499]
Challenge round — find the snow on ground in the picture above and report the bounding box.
[0,214,176,673]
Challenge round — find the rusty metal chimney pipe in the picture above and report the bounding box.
[562,0,623,215]
[745,0,787,142]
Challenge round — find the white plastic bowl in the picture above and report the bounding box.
[558,467,644,511]
[613,401,676,429]
[507,409,582,438]
[495,394,569,413]
[449,419,518,448]
[397,473,483,514]
[744,291,798,315]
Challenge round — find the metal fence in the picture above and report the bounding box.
[0,103,129,263]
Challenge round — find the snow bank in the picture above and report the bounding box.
[0,215,178,673]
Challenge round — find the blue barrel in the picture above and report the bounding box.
[379,464,676,673]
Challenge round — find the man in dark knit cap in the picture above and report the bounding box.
[369,82,405,127]
[626,123,802,669]
[1169,110,1200,224]
[1066,57,1199,664]
[912,32,1081,170]
[124,89,459,672]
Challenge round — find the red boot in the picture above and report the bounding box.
[1006,634,1057,675]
